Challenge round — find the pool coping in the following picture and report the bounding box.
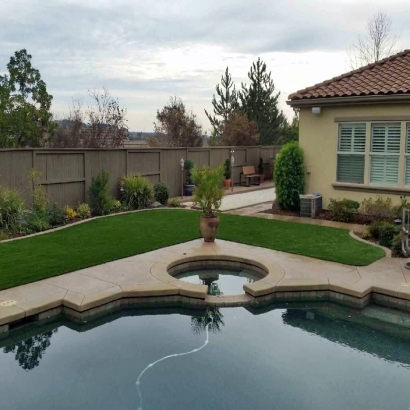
[0,241,410,334]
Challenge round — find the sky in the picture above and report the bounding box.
[1,0,409,132]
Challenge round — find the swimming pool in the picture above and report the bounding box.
[1,302,409,410]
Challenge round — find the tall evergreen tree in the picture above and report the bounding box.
[239,58,285,145]
[205,67,238,139]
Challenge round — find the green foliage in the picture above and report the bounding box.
[359,196,398,221]
[121,175,153,210]
[0,49,55,147]
[0,187,26,232]
[258,157,264,174]
[77,203,92,219]
[0,230,9,241]
[378,223,400,248]
[28,168,48,213]
[368,220,384,240]
[168,198,181,207]
[46,202,66,227]
[88,170,114,216]
[224,158,231,179]
[191,166,225,217]
[328,198,360,223]
[25,211,51,233]
[154,182,170,205]
[239,58,286,145]
[184,159,195,184]
[205,67,239,138]
[274,142,305,210]
[391,233,403,257]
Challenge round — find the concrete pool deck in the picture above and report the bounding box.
[1,237,410,333]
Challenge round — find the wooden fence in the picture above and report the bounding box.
[0,146,281,207]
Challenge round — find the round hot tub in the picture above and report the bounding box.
[168,257,268,296]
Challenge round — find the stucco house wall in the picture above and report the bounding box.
[299,104,410,209]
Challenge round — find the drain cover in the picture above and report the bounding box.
[0,300,17,307]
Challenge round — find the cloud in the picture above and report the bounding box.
[1,0,410,130]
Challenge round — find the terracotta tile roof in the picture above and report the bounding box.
[288,50,410,101]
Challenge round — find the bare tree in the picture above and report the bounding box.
[52,88,128,148]
[219,110,259,146]
[347,11,399,69]
[147,96,203,147]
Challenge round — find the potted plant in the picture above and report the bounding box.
[191,165,225,242]
[223,158,231,188]
[258,158,265,183]
[184,159,195,196]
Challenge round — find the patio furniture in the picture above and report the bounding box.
[239,166,261,186]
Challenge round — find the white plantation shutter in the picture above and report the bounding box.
[405,124,410,185]
[370,123,401,185]
[337,124,365,183]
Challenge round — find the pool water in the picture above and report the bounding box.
[175,268,259,295]
[1,303,410,410]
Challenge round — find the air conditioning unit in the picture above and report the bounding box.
[299,194,322,218]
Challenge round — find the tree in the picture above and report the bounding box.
[347,11,399,69]
[3,329,57,371]
[53,88,128,148]
[278,112,299,144]
[0,49,54,147]
[239,58,286,145]
[148,96,203,147]
[205,67,239,138]
[220,111,259,146]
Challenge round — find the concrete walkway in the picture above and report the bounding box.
[1,237,410,332]
[183,184,275,211]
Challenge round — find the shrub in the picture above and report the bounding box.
[168,198,181,207]
[89,170,114,215]
[0,187,26,232]
[0,230,9,241]
[378,223,400,248]
[64,206,77,221]
[359,196,396,221]
[47,202,66,226]
[25,212,51,233]
[191,166,224,217]
[327,198,360,223]
[274,142,305,210]
[154,182,170,205]
[109,199,122,212]
[76,203,91,219]
[28,169,49,213]
[224,158,231,180]
[184,159,195,184]
[391,233,403,257]
[368,220,384,240]
[121,174,153,210]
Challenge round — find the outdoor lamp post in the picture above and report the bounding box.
[180,158,184,199]
[230,149,235,192]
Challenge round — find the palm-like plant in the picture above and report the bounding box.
[191,166,225,217]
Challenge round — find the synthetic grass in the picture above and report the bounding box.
[0,209,384,290]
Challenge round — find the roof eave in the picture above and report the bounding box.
[287,94,410,108]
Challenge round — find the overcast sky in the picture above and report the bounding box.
[1,0,409,132]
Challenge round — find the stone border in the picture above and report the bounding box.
[1,251,410,335]
[349,230,391,257]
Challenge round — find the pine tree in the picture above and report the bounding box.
[239,58,285,145]
[205,67,238,139]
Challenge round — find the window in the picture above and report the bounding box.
[405,124,410,186]
[337,123,366,183]
[370,123,401,185]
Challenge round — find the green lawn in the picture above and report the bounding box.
[0,209,384,290]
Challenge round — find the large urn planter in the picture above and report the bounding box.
[199,216,220,242]
[184,183,195,196]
